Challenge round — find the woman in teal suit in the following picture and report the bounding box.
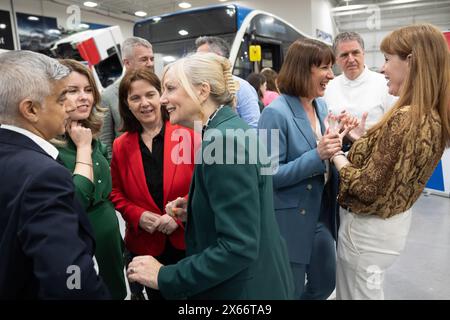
[127,52,294,300]
[54,59,126,299]
[258,39,342,300]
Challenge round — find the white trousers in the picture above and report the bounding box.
[336,208,412,300]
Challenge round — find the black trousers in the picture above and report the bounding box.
[125,238,185,300]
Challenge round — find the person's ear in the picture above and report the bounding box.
[18,99,39,123]
[197,82,211,104]
[123,58,131,69]
[406,53,412,66]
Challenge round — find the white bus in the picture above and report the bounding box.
[134,4,316,79]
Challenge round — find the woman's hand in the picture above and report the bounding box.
[127,256,162,289]
[165,197,188,222]
[68,121,93,181]
[139,211,161,234]
[317,132,342,160]
[67,121,92,149]
[339,111,368,142]
[157,214,179,235]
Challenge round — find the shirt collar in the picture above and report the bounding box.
[0,124,59,159]
[342,65,369,86]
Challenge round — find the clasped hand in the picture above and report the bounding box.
[165,197,188,222]
[139,211,178,235]
[326,111,368,143]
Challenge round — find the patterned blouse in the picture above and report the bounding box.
[338,105,444,218]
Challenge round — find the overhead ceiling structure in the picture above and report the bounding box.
[330,0,450,32]
[44,0,450,32]
[48,0,230,21]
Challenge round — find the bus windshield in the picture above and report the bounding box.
[134,6,238,44]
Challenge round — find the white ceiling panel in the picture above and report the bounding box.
[50,0,229,20]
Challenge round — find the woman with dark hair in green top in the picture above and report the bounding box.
[54,59,126,299]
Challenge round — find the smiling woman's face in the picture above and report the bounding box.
[126,79,162,126]
[65,71,94,121]
[160,68,201,129]
[381,53,409,96]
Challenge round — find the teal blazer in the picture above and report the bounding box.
[158,106,294,300]
[258,95,338,264]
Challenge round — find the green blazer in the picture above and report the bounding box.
[158,106,294,300]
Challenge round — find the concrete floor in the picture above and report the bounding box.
[117,193,450,300]
[384,193,450,300]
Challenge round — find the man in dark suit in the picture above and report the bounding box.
[0,51,109,299]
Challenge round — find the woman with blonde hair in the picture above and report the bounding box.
[332,24,450,299]
[126,52,294,299]
[55,59,126,299]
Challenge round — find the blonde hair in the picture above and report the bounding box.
[370,24,450,146]
[162,52,238,109]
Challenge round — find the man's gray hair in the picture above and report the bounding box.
[121,37,152,59]
[0,50,70,124]
[333,32,365,54]
[195,36,230,58]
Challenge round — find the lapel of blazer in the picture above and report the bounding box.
[207,105,237,130]
[315,99,328,136]
[283,95,317,148]
[0,129,97,243]
[125,132,160,212]
[0,128,53,157]
[186,106,234,223]
[163,122,178,205]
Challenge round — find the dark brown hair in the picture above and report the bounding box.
[246,72,266,100]
[277,39,335,97]
[261,68,279,93]
[118,68,168,133]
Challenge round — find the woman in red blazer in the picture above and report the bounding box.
[110,69,196,300]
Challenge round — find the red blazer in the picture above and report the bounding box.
[110,121,197,256]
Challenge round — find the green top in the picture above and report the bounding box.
[57,139,112,211]
[158,106,294,300]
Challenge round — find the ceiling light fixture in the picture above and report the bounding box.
[178,29,189,36]
[178,2,192,9]
[134,11,147,17]
[83,1,98,8]
[331,4,368,12]
[27,16,39,21]
[152,17,162,22]
[0,24,6,29]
